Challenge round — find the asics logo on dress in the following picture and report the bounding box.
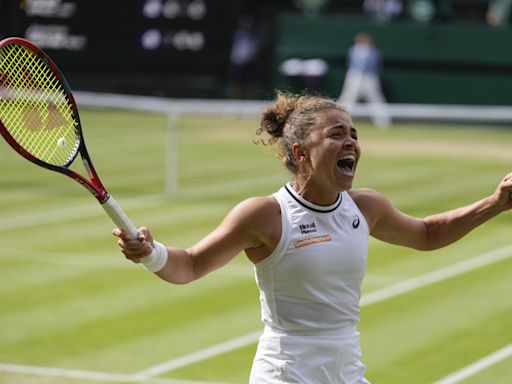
[299,222,317,234]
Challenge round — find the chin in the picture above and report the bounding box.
[334,172,355,189]
[336,179,353,191]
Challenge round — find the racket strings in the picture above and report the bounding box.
[1,46,65,154]
[2,46,76,161]
[0,43,79,166]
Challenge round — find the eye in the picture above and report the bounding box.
[329,129,344,139]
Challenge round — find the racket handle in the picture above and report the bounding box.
[102,195,167,272]
[101,195,139,239]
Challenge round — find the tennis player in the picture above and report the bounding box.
[113,91,512,383]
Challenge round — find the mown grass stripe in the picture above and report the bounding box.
[433,343,512,384]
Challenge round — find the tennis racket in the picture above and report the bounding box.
[0,36,149,247]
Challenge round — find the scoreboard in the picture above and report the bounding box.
[4,0,244,96]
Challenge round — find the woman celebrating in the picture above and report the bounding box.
[113,91,512,383]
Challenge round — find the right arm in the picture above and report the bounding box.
[112,196,279,284]
[351,174,512,251]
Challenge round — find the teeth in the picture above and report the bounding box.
[337,154,356,174]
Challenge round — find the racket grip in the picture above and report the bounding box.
[102,195,166,272]
[101,195,139,239]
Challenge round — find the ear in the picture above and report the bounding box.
[291,143,307,162]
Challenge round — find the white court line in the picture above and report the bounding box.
[432,343,512,384]
[0,363,227,384]
[133,244,512,379]
[0,363,136,382]
[132,332,262,380]
[0,175,283,232]
[0,193,165,232]
[360,244,512,306]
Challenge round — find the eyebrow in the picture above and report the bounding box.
[328,124,358,135]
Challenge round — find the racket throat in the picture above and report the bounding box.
[82,157,108,201]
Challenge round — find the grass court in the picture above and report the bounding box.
[0,108,511,383]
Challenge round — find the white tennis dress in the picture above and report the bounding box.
[250,183,371,384]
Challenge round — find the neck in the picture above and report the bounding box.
[291,180,340,206]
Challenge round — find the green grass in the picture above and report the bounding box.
[0,109,511,383]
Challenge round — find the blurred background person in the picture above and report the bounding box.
[337,32,391,129]
[487,0,512,26]
[226,15,261,99]
[363,0,403,23]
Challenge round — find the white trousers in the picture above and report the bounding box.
[249,326,372,384]
[338,70,391,129]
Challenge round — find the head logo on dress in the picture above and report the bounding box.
[352,215,360,229]
[299,222,317,234]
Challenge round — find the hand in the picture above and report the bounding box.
[112,226,154,263]
[492,173,512,212]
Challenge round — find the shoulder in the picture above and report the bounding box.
[228,195,282,256]
[232,195,280,217]
[348,188,392,230]
[348,187,387,205]
[224,195,281,230]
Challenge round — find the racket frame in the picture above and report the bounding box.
[0,37,140,239]
[0,37,110,202]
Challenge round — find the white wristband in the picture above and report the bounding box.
[139,241,168,272]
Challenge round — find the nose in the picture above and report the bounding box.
[343,136,356,148]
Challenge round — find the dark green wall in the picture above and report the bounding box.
[275,14,512,105]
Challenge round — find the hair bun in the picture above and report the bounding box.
[260,91,299,138]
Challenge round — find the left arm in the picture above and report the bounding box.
[351,173,512,251]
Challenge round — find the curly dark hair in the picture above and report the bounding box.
[256,90,346,174]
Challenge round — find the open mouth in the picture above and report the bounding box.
[337,154,356,175]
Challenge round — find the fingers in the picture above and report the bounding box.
[493,172,512,210]
[112,226,154,263]
[112,226,146,240]
[120,240,153,263]
[500,173,512,193]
